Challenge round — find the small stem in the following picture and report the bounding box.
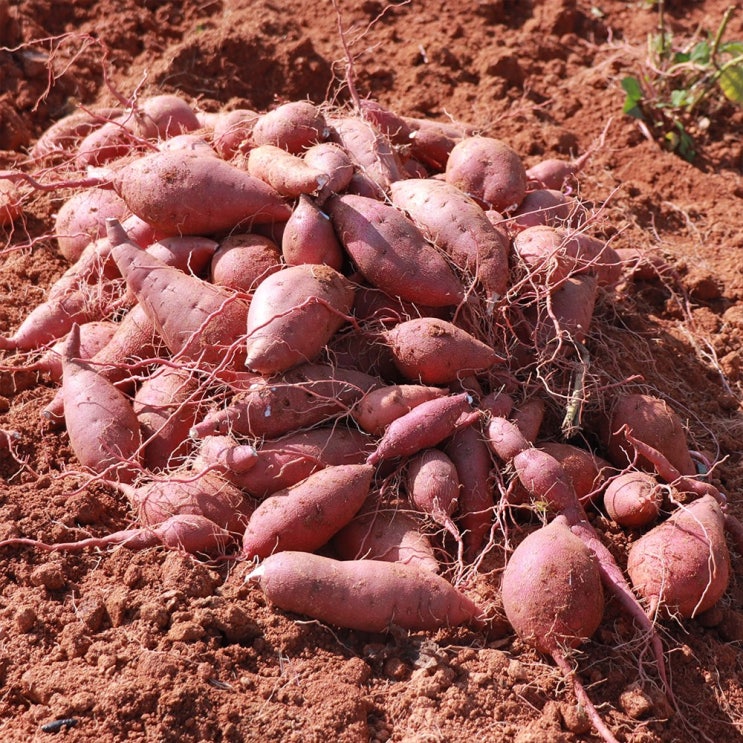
[709,5,736,63]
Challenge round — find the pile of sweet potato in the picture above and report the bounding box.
[1,92,740,742]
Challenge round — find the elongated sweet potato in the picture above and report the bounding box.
[196,425,371,497]
[327,194,465,307]
[241,463,374,559]
[367,392,480,466]
[352,384,447,435]
[252,101,328,153]
[110,150,292,235]
[249,551,485,632]
[390,178,510,301]
[247,144,328,197]
[383,317,502,384]
[190,363,379,439]
[108,220,250,370]
[245,263,355,374]
[627,494,730,618]
[61,324,142,483]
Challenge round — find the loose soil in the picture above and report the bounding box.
[1,1,742,742]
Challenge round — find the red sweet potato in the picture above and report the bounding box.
[55,188,129,263]
[114,469,255,535]
[245,263,355,374]
[247,144,328,197]
[327,194,465,307]
[389,177,511,302]
[604,393,696,477]
[281,194,344,270]
[196,425,371,498]
[627,494,730,618]
[249,551,485,632]
[603,471,663,528]
[108,219,250,370]
[444,423,496,562]
[241,463,374,559]
[133,365,203,471]
[329,115,404,193]
[61,324,142,483]
[444,136,527,213]
[0,514,232,558]
[332,504,440,574]
[367,392,480,466]
[190,363,379,439]
[110,150,292,235]
[352,384,447,435]
[383,317,502,384]
[252,101,329,153]
[406,448,461,542]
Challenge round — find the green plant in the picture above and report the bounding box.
[621,3,743,161]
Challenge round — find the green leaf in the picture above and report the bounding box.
[621,76,646,119]
[670,88,692,108]
[718,64,743,103]
[690,41,710,65]
[719,41,743,57]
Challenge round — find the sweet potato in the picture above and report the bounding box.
[108,219,250,370]
[0,179,24,226]
[244,264,355,374]
[383,317,502,384]
[389,178,511,301]
[247,144,328,197]
[327,194,465,307]
[366,392,480,466]
[211,108,259,159]
[190,363,379,440]
[114,469,255,535]
[54,188,129,263]
[303,142,355,203]
[30,106,123,160]
[525,151,591,191]
[406,448,461,543]
[133,365,202,471]
[510,188,579,231]
[192,435,258,477]
[603,393,696,477]
[281,194,344,270]
[241,463,374,559]
[329,115,404,193]
[444,424,496,562]
[444,136,527,213]
[352,384,447,435]
[214,426,372,497]
[249,551,485,632]
[61,324,142,483]
[502,516,604,653]
[539,442,612,506]
[627,494,730,618]
[603,471,662,528]
[252,101,328,153]
[332,504,440,573]
[209,233,282,292]
[0,514,232,557]
[502,516,617,743]
[109,150,292,235]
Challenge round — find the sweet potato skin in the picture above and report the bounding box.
[112,151,292,235]
[241,463,374,559]
[626,494,730,618]
[252,551,485,632]
[245,264,355,374]
[502,517,604,654]
[327,194,465,307]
